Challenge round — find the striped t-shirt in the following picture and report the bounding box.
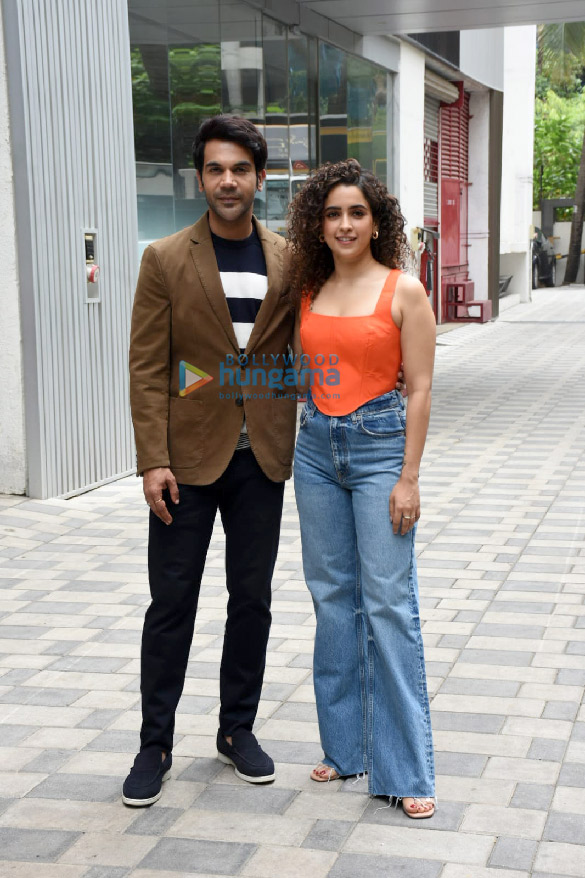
[211,227,268,448]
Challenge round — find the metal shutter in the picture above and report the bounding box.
[440,89,470,269]
[440,91,470,182]
[424,95,440,221]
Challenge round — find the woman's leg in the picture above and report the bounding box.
[349,434,435,799]
[294,409,366,777]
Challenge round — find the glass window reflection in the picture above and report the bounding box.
[129,1,388,253]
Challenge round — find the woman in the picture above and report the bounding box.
[288,159,436,818]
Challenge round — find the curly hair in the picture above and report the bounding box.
[287,159,410,307]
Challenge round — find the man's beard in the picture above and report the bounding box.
[205,190,256,224]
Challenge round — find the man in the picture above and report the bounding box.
[123,116,297,806]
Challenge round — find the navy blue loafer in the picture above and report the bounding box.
[217,729,275,783]
[122,747,172,806]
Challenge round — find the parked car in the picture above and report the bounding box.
[531,227,557,288]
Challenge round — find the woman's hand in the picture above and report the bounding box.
[390,473,420,535]
[395,364,407,397]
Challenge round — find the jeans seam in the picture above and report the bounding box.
[367,617,375,795]
[407,531,435,788]
[355,547,368,773]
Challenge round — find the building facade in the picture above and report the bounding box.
[0,0,536,497]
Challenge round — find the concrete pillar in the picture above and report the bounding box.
[0,12,26,494]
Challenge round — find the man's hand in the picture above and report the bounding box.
[396,364,407,397]
[143,467,179,525]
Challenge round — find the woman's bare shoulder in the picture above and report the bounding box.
[395,271,427,299]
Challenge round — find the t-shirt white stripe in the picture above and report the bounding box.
[232,321,254,351]
[219,271,268,300]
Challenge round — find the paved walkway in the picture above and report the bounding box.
[1,286,585,878]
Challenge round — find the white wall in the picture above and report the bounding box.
[0,14,26,494]
[499,26,536,301]
[467,91,490,303]
[5,0,138,498]
[357,34,400,72]
[460,29,505,91]
[397,41,425,239]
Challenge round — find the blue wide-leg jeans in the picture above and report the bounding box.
[293,390,435,798]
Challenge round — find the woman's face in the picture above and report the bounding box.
[321,184,376,262]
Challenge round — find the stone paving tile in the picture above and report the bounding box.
[434,751,487,777]
[0,826,80,862]
[544,811,585,845]
[125,806,184,837]
[176,757,224,784]
[488,837,538,871]
[345,821,495,864]
[138,837,256,874]
[301,818,354,851]
[168,809,314,846]
[329,852,442,878]
[242,845,337,877]
[59,831,158,868]
[84,730,144,753]
[0,798,16,816]
[460,803,547,838]
[84,868,130,878]
[528,737,567,761]
[438,868,529,878]
[510,782,555,810]
[26,773,121,802]
[533,840,585,877]
[431,709,506,733]
[191,783,297,815]
[558,762,585,787]
[24,748,74,774]
[2,290,585,876]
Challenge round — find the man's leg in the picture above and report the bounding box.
[140,484,218,753]
[218,449,284,736]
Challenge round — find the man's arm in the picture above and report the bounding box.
[130,246,180,524]
[129,246,172,475]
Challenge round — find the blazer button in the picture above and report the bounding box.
[235,395,244,407]
[238,354,247,366]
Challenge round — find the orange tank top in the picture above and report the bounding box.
[300,269,402,416]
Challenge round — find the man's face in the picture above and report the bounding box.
[197,139,265,226]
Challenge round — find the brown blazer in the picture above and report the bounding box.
[129,214,297,484]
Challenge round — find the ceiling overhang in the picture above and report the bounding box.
[300,0,585,35]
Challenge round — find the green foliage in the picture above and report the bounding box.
[534,88,585,209]
[534,23,585,211]
[131,48,171,163]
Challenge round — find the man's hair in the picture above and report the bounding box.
[193,115,268,175]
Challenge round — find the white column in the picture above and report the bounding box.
[0,13,26,494]
[468,91,490,303]
[500,26,537,302]
[397,42,425,241]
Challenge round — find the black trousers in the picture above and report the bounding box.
[140,448,285,753]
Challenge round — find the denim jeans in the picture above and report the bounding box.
[294,390,435,797]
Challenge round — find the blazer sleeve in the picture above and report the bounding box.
[129,245,171,475]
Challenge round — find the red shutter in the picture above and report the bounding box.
[440,86,471,318]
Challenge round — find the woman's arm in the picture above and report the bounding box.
[390,274,436,535]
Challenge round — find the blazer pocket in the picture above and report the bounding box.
[168,397,204,467]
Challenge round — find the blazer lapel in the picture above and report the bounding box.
[189,214,239,353]
[245,217,284,355]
